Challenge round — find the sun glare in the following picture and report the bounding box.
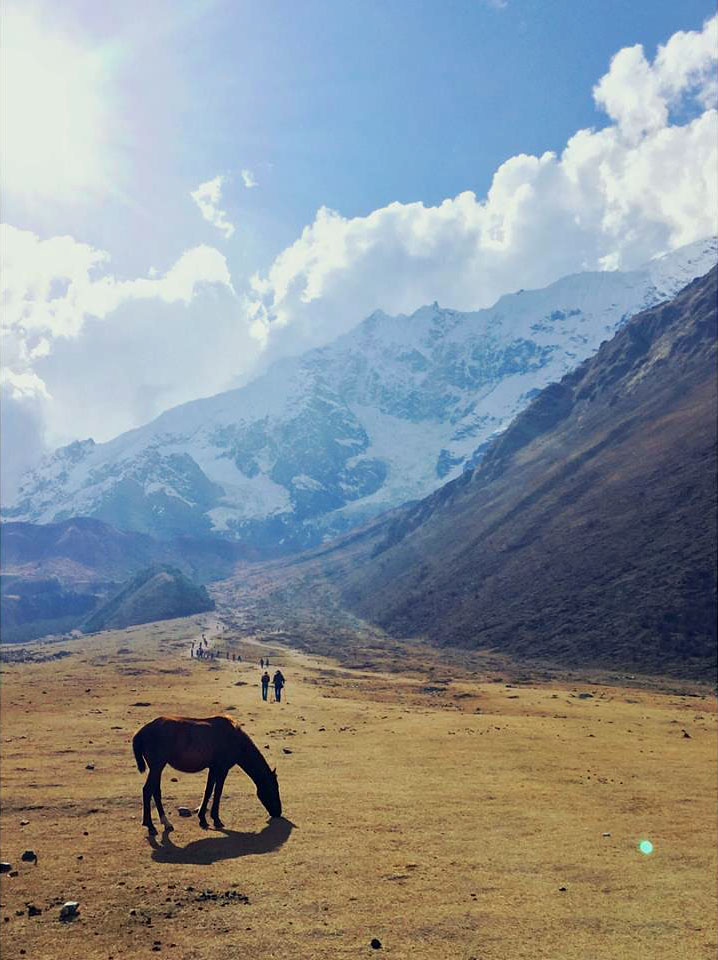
[1,9,108,200]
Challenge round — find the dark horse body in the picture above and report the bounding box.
[132,715,281,835]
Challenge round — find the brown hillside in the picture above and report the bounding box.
[340,267,718,679]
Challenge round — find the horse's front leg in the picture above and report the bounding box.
[210,766,229,829]
[198,768,216,829]
[152,763,173,831]
[142,770,157,835]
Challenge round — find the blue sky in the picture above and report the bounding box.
[1,0,717,494]
[3,0,714,272]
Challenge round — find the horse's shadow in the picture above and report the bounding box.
[149,817,295,865]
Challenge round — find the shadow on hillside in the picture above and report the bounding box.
[149,816,295,864]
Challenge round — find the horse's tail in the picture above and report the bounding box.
[132,730,147,773]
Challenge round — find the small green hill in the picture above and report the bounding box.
[83,565,214,632]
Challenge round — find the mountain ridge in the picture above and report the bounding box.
[337,266,718,679]
[5,236,716,553]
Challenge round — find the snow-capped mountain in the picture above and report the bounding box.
[5,237,717,552]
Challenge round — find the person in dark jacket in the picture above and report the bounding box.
[261,671,270,701]
[272,670,285,703]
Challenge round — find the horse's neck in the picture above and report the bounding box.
[236,733,270,786]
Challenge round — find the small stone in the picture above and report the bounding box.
[558,886,567,892]
[170,777,178,782]
[0,863,11,873]
[86,763,95,770]
[177,807,192,817]
[370,938,382,950]
[602,832,611,837]
[20,850,37,864]
[9,871,18,877]
[682,730,691,739]
[27,904,42,917]
[282,748,293,754]
[20,819,29,826]
[59,901,80,922]
[77,855,83,860]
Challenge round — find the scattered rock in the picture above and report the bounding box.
[0,863,11,873]
[85,763,95,771]
[682,730,691,739]
[27,904,42,917]
[132,702,152,707]
[577,693,594,700]
[370,938,382,949]
[282,748,293,754]
[558,886,567,892]
[59,901,80,922]
[21,850,37,865]
[20,819,29,826]
[9,871,18,877]
[602,832,611,837]
[170,777,178,782]
[177,807,193,817]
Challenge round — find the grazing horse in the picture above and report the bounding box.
[132,715,281,835]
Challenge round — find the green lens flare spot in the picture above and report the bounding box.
[638,840,653,855]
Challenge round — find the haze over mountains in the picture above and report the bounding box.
[4,236,716,553]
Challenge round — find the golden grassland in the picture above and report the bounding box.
[0,616,716,959]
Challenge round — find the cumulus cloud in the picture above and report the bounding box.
[240,168,258,189]
[0,226,240,465]
[246,16,718,357]
[190,175,236,238]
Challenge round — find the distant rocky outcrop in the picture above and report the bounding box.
[83,565,215,633]
[339,266,718,679]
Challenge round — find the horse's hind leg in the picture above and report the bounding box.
[210,766,229,829]
[142,772,157,835]
[152,764,173,831]
[198,768,216,829]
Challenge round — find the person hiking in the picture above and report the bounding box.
[260,658,264,669]
[261,671,270,701]
[272,670,285,703]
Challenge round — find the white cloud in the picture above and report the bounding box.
[246,16,718,358]
[190,175,236,238]
[240,168,258,189]
[0,225,237,439]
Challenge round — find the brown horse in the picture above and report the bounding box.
[132,715,281,835]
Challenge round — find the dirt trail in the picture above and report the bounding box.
[1,615,716,959]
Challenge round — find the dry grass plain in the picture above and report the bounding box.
[0,615,716,960]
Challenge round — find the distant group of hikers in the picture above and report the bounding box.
[190,634,243,661]
[189,636,285,702]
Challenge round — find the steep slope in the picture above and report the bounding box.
[341,267,718,679]
[83,565,214,632]
[4,237,716,551]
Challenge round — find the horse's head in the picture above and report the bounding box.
[257,766,282,818]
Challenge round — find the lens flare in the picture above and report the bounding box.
[638,839,653,855]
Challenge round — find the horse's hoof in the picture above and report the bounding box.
[212,818,225,829]
[145,824,158,836]
[198,818,209,830]
[161,820,174,832]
